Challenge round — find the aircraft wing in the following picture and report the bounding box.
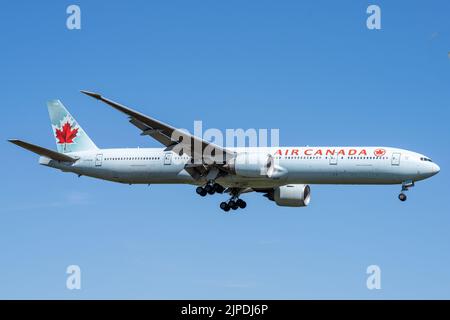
[81,91,234,165]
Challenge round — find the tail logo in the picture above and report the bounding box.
[55,119,79,145]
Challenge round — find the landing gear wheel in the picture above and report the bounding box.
[399,193,407,202]
[204,184,215,195]
[213,183,225,194]
[236,199,247,209]
[228,200,236,208]
[220,202,230,212]
[196,186,207,197]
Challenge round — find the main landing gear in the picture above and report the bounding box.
[196,181,225,197]
[196,183,247,212]
[399,180,414,202]
[219,188,246,212]
[220,198,247,212]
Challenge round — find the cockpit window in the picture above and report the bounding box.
[420,157,433,162]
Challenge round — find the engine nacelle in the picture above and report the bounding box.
[274,184,311,207]
[228,152,274,178]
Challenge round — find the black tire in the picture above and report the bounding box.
[196,187,206,197]
[399,193,407,201]
[214,183,225,194]
[228,200,236,208]
[237,199,247,209]
[204,184,213,193]
[220,202,229,211]
[220,202,230,212]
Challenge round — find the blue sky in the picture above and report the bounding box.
[0,0,449,299]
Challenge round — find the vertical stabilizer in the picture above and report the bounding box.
[47,100,98,153]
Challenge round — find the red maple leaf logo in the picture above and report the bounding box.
[374,148,386,157]
[55,121,78,144]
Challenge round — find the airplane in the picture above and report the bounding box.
[8,91,440,211]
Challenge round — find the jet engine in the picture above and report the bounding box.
[227,152,274,178]
[272,184,311,207]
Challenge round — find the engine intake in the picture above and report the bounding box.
[228,152,274,178]
[273,184,311,207]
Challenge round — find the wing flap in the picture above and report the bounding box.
[129,118,176,147]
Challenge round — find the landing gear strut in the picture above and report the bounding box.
[398,180,414,202]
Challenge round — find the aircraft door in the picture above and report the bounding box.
[164,152,172,165]
[95,154,103,167]
[329,154,338,165]
[391,153,401,166]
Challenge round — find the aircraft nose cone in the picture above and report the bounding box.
[433,163,440,174]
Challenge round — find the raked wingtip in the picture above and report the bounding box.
[80,90,102,99]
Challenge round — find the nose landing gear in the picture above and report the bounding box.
[398,180,414,202]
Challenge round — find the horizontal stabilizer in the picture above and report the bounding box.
[8,139,77,162]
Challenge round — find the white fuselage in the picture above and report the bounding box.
[40,146,440,188]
